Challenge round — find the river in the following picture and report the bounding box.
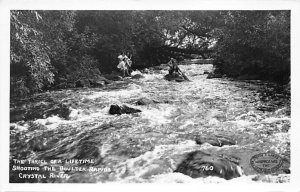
[9,63,290,183]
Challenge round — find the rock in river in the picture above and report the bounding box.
[135,98,159,105]
[195,135,237,147]
[109,104,141,115]
[174,150,243,180]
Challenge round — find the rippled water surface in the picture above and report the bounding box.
[10,64,290,183]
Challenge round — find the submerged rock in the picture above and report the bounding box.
[174,150,243,180]
[195,135,237,147]
[135,98,159,105]
[109,104,141,115]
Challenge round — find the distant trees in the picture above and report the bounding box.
[10,10,290,97]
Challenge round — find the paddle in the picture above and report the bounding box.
[178,68,191,81]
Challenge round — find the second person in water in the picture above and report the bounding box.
[117,52,132,77]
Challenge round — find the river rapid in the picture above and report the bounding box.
[10,63,290,183]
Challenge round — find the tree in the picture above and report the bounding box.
[10,10,100,96]
[212,11,290,83]
[11,11,54,95]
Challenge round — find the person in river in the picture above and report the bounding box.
[126,52,133,74]
[167,58,180,76]
[167,57,190,81]
[118,52,128,65]
[117,52,130,77]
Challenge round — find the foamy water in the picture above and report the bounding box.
[10,64,290,183]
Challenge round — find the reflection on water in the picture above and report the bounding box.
[10,64,290,183]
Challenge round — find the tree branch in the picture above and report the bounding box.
[181,25,212,40]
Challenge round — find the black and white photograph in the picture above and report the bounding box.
[1,0,300,191]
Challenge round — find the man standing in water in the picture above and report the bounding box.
[117,52,130,77]
[125,52,133,75]
[118,52,128,62]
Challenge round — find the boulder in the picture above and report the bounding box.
[109,104,141,115]
[195,135,237,147]
[174,150,243,180]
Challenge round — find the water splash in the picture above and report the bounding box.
[10,64,290,183]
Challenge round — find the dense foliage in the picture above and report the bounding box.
[10,10,290,96]
[11,11,99,96]
[212,11,290,83]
